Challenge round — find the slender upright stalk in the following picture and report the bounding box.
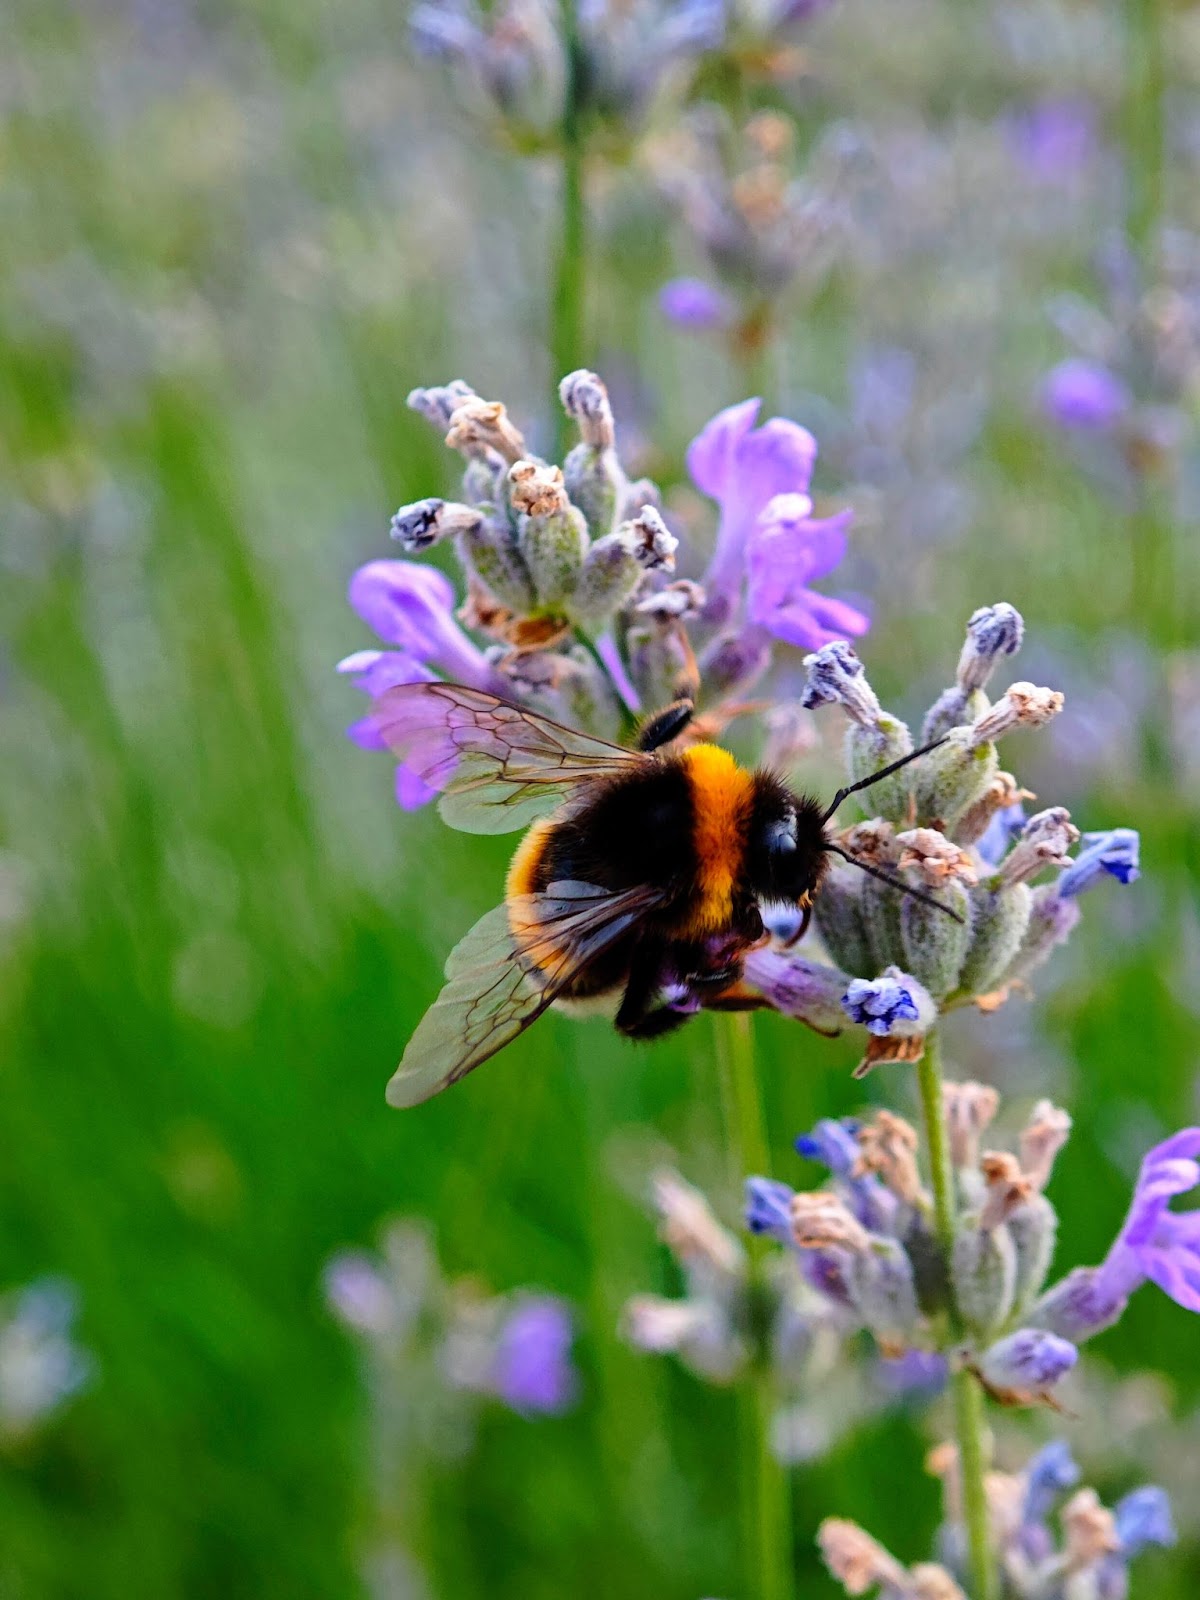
[552,0,587,460]
[714,1012,794,1600]
[916,1030,996,1600]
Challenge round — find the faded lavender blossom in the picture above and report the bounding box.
[341,370,866,804]
[0,1278,92,1439]
[324,1220,579,1427]
[889,1437,1176,1600]
[650,109,856,350]
[410,0,723,145]
[659,276,734,329]
[1040,233,1200,496]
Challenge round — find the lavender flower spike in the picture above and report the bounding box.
[1034,1127,1200,1340]
[841,970,935,1037]
[686,398,818,625]
[1057,828,1141,896]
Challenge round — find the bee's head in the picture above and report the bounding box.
[746,775,829,909]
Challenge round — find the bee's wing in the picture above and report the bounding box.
[386,879,664,1107]
[372,681,648,834]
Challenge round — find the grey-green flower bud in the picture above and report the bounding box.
[912,728,999,832]
[563,440,622,541]
[920,604,1024,742]
[922,685,989,745]
[900,876,972,998]
[1001,884,1081,989]
[954,882,1032,999]
[997,808,1080,886]
[569,510,675,629]
[509,460,587,608]
[457,514,536,612]
[843,823,905,970]
[852,1237,922,1348]
[1007,1195,1059,1319]
[812,864,873,976]
[407,378,479,430]
[846,713,916,825]
[952,1215,1016,1338]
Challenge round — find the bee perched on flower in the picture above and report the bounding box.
[341,370,910,1104]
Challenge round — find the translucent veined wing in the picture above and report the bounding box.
[385,879,665,1107]
[371,681,649,834]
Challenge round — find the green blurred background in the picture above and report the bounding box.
[2,0,1199,1595]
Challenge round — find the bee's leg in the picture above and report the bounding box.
[701,980,773,1014]
[615,952,694,1040]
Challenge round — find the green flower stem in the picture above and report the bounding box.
[552,0,587,461]
[916,1029,996,1600]
[714,1011,794,1600]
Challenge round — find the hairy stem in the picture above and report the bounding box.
[917,1030,996,1600]
[551,0,587,460]
[714,1012,794,1600]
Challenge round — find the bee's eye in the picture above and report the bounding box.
[765,819,797,856]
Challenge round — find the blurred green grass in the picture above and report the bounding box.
[2,1,1199,1596]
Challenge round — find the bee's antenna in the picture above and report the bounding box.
[822,841,966,924]
[819,737,947,827]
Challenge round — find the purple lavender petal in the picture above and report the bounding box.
[595,631,642,713]
[492,1297,578,1417]
[659,276,733,330]
[1041,360,1130,432]
[337,648,435,698]
[395,766,437,810]
[1006,97,1099,182]
[347,560,500,690]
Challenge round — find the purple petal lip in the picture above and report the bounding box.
[1041,359,1130,431]
[659,276,733,329]
[492,1298,578,1417]
[1092,1128,1200,1314]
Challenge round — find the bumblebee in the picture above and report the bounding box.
[375,682,954,1107]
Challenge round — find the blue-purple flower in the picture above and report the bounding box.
[1005,97,1099,183]
[744,1177,796,1244]
[339,559,506,809]
[977,1327,1078,1397]
[686,398,867,643]
[1035,1128,1200,1340]
[1041,359,1130,432]
[841,974,921,1036]
[0,1278,93,1436]
[491,1296,578,1417]
[659,276,733,329]
[1057,828,1141,896]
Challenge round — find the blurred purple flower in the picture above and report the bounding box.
[1041,359,1130,431]
[1006,97,1099,183]
[1037,1128,1200,1340]
[322,1251,395,1336]
[659,276,733,329]
[340,560,507,809]
[875,1348,947,1399]
[1058,828,1140,896]
[492,1296,578,1416]
[976,799,1028,867]
[745,1176,796,1244]
[745,494,867,650]
[1022,1439,1080,1527]
[795,1118,860,1176]
[1114,1486,1176,1557]
[687,398,817,623]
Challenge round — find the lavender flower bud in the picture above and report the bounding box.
[895,830,976,998]
[389,497,482,552]
[1029,1266,1128,1344]
[1058,829,1141,897]
[942,1081,1000,1170]
[912,728,999,834]
[997,807,1081,886]
[559,370,615,450]
[1008,1194,1059,1318]
[967,682,1065,746]
[844,823,904,970]
[1113,1486,1176,1557]
[457,514,537,612]
[509,460,588,608]
[791,1195,919,1344]
[804,644,918,823]
[953,771,1035,848]
[407,378,478,431]
[954,882,1032,1000]
[801,641,883,726]
[445,397,528,464]
[854,1112,927,1208]
[617,475,661,522]
[811,864,873,977]
[621,1296,743,1383]
[570,533,645,630]
[1002,882,1082,987]
[698,629,772,700]
[1020,1100,1073,1191]
[1062,1488,1121,1569]
[952,1216,1017,1337]
[977,1327,1077,1399]
[652,1169,744,1283]
[563,442,622,541]
[958,604,1025,693]
[818,1519,910,1596]
[1022,1439,1081,1526]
